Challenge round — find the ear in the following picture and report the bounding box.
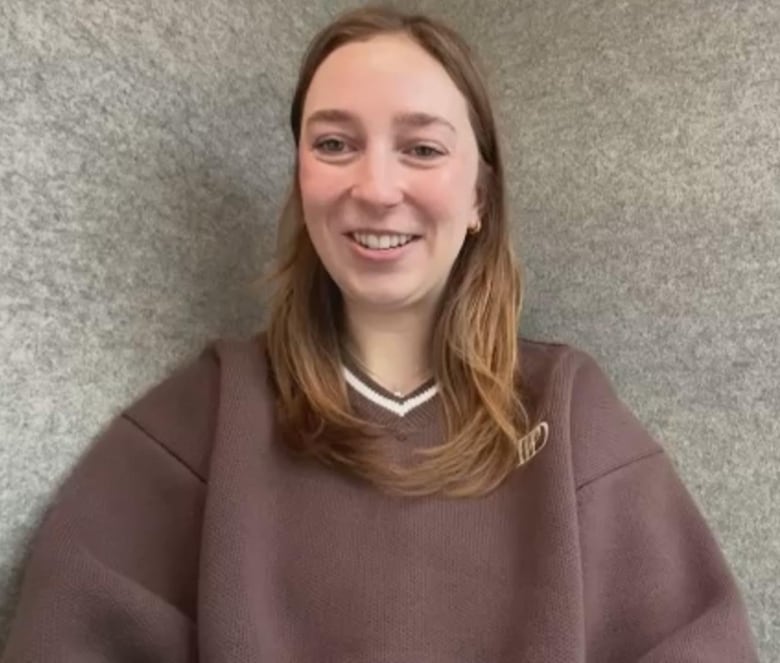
[469,177,484,230]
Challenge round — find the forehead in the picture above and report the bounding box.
[302,33,470,124]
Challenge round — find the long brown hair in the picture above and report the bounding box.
[264,5,547,498]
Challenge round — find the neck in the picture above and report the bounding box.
[343,301,436,396]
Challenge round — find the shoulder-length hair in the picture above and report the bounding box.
[264,4,547,498]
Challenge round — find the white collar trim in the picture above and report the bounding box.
[342,365,439,418]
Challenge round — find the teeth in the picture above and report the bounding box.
[352,232,415,250]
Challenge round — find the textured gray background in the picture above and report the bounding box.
[1,0,778,657]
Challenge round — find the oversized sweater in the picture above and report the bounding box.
[1,335,759,662]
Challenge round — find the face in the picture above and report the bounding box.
[298,33,481,317]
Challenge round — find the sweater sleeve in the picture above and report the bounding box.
[572,352,759,662]
[1,350,218,663]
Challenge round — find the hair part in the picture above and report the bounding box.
[263,4,547,498]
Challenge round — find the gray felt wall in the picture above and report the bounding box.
[1,0,778,657]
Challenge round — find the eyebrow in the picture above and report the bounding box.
[304,109,457,135]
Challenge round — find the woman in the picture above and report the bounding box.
[1,6,758,662]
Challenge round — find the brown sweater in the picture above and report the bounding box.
[1,335,759,662]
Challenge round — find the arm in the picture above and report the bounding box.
[571,353,759,662]
[1,351,217,662]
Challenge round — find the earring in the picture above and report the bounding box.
[467,220,482,235]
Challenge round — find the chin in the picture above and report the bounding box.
[344,285,420,312]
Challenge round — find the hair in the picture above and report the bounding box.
[263,4,547,498]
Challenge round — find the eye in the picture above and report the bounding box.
[313,138,350,155]
[407,144,445,159]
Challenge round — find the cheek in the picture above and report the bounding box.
[299,153,342,211]
[413,163,477,220]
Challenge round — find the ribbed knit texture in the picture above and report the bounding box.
[0,335,759,662]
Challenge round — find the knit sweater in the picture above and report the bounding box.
[1,335,759,662]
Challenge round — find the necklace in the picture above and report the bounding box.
[344,344,433,398]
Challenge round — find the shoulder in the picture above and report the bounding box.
[121,333,270,480]
[519,335,662,489]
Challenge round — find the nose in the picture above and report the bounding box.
[349,148,403,208]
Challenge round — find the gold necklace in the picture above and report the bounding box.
[344,344,433,398]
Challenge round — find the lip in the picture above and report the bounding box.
[347,228,420,236]
[345,233,420,262]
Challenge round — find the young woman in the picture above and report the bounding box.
[1,6,758,662]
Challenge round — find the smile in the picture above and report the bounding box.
[349,232,419,251]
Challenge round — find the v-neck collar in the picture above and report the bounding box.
[340,355,442,432]
[342,365,438,417]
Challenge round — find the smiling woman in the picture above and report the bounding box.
[0,4,760,663]
[266,13,537,498]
